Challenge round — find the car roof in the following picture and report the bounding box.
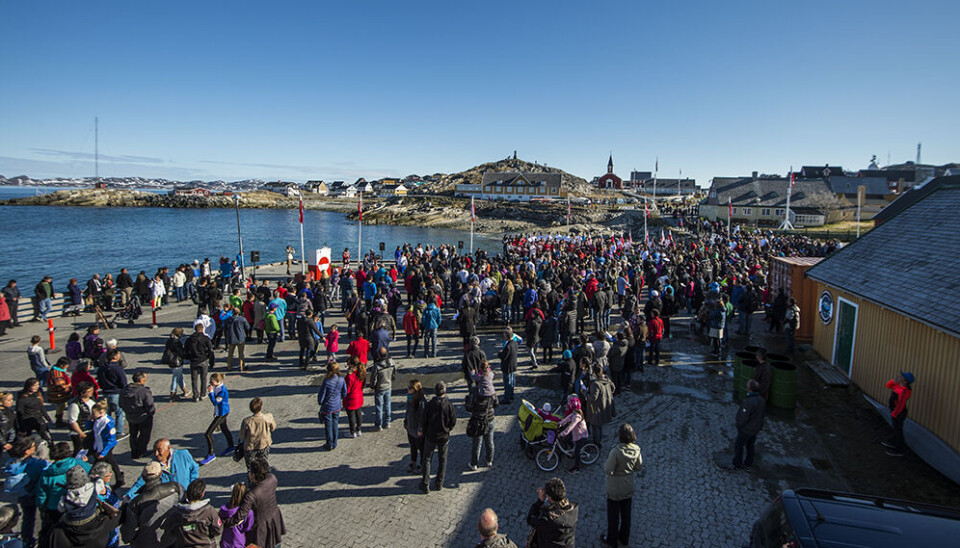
[784,489,960,548]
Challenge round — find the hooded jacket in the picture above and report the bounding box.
[368,358,395,393]
[36,458,92,510]
[121,477,183,548]
[526,499,579,548]
[120,382,155,425]
[604,442,643,500]
[174,499,222,548]
[421,303,442,330]
[218,505,254,548]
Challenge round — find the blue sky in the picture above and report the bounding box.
[1,1,957,185]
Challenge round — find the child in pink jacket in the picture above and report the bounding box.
[325,325,339,362]
[559,394,589,473]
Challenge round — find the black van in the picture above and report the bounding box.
[750,488,960,547]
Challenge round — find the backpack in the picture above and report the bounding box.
[84,337,104,360]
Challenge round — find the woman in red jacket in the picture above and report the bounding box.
[343,357,366,438]
[403,307,420,359]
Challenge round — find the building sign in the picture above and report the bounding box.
[818,291,834,325]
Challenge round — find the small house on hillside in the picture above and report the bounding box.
[455,172,564,202]
[305,180,329,195]
[263,181,301,197]
[378,183,408,198]
[804,179,960,485]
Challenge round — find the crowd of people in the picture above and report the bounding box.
[0,218,852,547]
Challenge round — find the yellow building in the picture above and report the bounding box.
[805,180,960,484]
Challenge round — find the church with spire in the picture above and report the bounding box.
[596,154,623,189]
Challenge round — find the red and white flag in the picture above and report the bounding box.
[358,193,363,222]
[789,168,795,188]
[728,199,733,218]
[299,195,304,224]
[471,196,476,223]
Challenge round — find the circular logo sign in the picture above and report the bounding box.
[818,291,834,324]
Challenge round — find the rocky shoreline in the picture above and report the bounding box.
[1,188,660,234]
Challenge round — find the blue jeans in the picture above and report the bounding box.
[374,391,391,428]
[38,298,51,320]
[503,370,516,401]
[501,303,512,323]
[739,310,752,333]
[423,329,437,357]
[470,420,495,466]
[170,367,185,393]
[175,286,185,302]
[105,393,125,436]
[321,410,340,449]
[185,281,196,298]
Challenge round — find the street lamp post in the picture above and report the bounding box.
[234,194,245,280]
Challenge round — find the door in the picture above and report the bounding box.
[833,299,858,375]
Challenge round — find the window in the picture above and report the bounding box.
[742,207,752,215]
[731,207,737,215]
[761,208,770,217]
[774,208,784,216]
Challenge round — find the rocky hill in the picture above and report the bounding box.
[417,156,593,196]
[0,189,353,211]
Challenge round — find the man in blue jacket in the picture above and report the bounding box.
[421,301,442,358]
[125,438,198,500]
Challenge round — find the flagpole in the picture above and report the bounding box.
[727,196,732,235]
[299,195,306,276]
[653,157,658,214]
[677,169,682,198]
[470,195,475,255]
[779,166,795,231]
[358,192,362,261]
[566,194,570,229]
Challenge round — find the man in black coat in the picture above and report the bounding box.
[184,324,214,402]
[119,372,156,459]
[498,329,519,404]
[462,336,486,387]
[420,382,456,493]
[526,477,579,548]
[723,379,765,472]
[296,311,322,370]
[121,462,183,548]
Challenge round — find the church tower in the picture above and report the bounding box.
[607,154,614,174]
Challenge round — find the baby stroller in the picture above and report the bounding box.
[118,298,142,325]
[479,291,501,325]
[517,400,559,459]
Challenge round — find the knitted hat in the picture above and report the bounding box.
[65,465,89,490]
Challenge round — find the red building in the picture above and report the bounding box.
[596,155,623,189]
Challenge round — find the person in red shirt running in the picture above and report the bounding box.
[882,372,914,457]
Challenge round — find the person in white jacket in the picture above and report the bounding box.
[172,268,187,302]
[148,275,166,310]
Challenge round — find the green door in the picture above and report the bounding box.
[834,301,857,375]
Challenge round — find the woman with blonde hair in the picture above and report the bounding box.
[219,482,254,548]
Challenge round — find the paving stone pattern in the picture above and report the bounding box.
[0,263,847,547]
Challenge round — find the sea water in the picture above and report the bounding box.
[0,187,500,285]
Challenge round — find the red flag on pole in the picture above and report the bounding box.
[728,200,733,217]
[299,196,304,223]
[790,169,795,188]
[358,193,363,221]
